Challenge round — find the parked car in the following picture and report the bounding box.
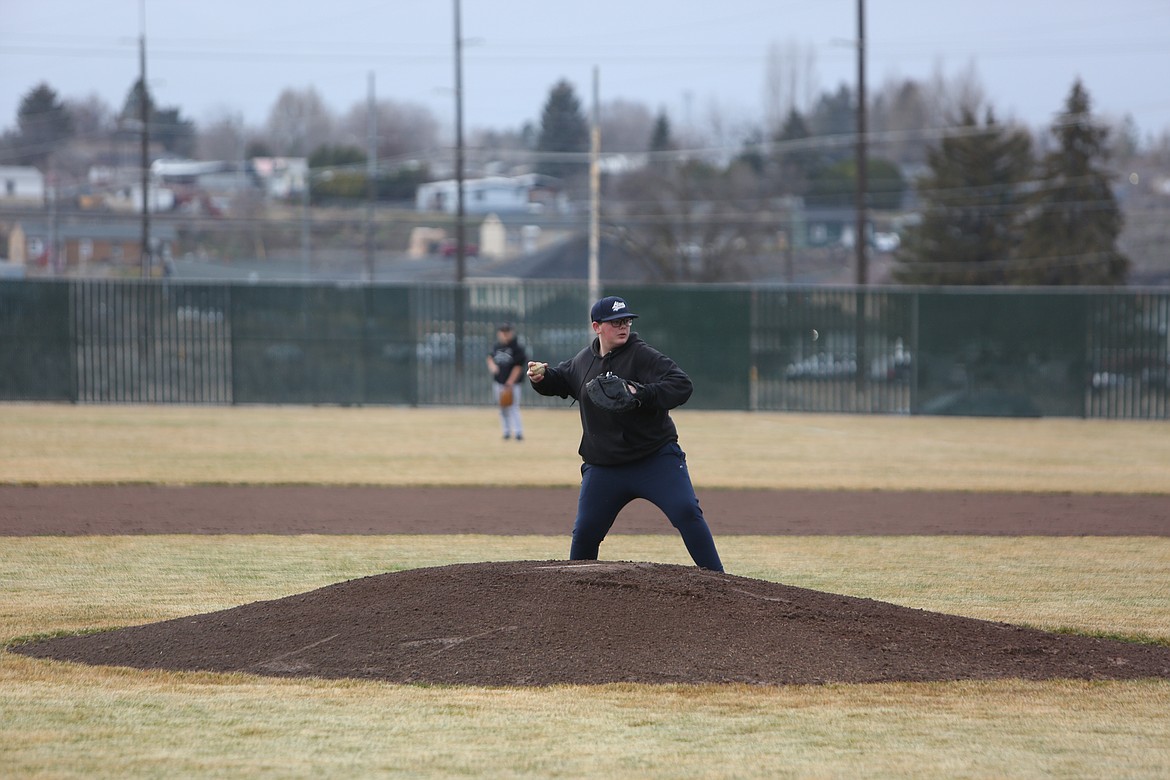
[439,239,478,258]
[784,352,858,380]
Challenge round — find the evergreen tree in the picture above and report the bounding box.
[152,107,196,157]
[804,157,905,210]
[807,85,855,163]
[117,79,196,156]
[893,108,1033,285]
[15,83,73,165]
[648,110,673,152]
[733,128,766,176]
[1014,80,1128,285]
[119,78,153,127]
[771,108,817,196]
[536,80,588,181]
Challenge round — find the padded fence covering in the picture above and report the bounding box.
[72,282,231,403]
[621,286,752,410]
[230,284,416,405]
[915,291,1088,417]
[1085,292,1170,419]
[1,280,1167,419]
[0,280,72,401]
[752,287,913,414]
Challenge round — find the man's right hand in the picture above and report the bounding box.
[527,361,548,382]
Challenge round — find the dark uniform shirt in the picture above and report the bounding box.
[530,332,693,465]
[489,336,528,384]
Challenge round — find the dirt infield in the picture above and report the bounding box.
[15,560,1170,686]
[6,487,1170,687]
[3,485,1169,536]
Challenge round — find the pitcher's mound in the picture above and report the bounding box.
[12,560,1170,686]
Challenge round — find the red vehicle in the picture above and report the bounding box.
[439,239,478,258]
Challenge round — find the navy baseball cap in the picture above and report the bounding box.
[590,296,639,323]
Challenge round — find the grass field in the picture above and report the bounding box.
[2,404,1170,778]
[3,403,1169,492]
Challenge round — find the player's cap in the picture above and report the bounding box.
[497,321,514,331]
[590,296,640,323]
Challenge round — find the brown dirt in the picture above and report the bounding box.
[3,485,1169,536]
[6,487,1170,687]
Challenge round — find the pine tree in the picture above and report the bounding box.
[15,83,73,165]
[893,108,1033,285]
[648,111,672,153]
[119,78,153,126]
[535,80,588,181]
[117,79,196,157]
[1014,80,1128,285]
[771,108,817,196]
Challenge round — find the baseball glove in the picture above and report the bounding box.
[499,386,514,407]
[585,372,642,412]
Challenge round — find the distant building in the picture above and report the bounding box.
[83,165,176,213]
[250,157,308,200]
[0,166,45,206]
[416,174,566,215]
[8,219,176,273]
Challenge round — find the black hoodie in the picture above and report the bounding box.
[531,331,693,465]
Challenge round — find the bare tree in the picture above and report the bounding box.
[196,109,249,162]
[599,99,655,153]
[763,39,819,135]
[265,87,335,156]
[340,99,440,160]
[924,61,987,127]
[609,158,770,282]
[868,77,933,167]
[63,94,114,139]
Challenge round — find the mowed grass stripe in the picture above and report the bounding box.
[3,405,1169,778]
[3,535,1170,779]
[2,404,1169,492]
[4,536,1169,642]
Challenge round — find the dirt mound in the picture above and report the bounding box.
[13,561,1170,686]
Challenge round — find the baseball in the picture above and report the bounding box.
[811,329,819,341]
[529,361,547,378]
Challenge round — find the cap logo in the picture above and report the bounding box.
[611,300,626,313]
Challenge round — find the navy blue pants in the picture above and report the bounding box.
[571,442,724,572]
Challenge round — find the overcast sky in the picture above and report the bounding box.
[3,0,1169,146]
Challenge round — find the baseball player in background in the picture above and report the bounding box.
[487,322,527,441]
[526,296,724,571]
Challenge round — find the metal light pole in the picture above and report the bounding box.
[588,67,601,306]
[854,0,868,391]
[453,0,466,372]
[854,0,867,287]
[365,72,376,283]
[139,0,151,278]
[301,167,311,280]
[453,0,466,284]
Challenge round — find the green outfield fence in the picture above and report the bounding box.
[2,279,1167,418]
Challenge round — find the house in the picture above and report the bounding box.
[0,166,45,205]
[83,166,176,213]
[416,174,566,215]
[250,157,308,200]
[8,219,176,274]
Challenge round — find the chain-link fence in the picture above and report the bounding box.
[2,279,1167,418]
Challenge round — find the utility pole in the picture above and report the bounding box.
[47,161,58,273]
[366,71,376,283]
[139,0,151,278]
[453,0,466,372]
[301,165,311,280]
[854,0,867,287]
[854,0,868,392]
[453,0,466,285]
[588,67,601,306]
